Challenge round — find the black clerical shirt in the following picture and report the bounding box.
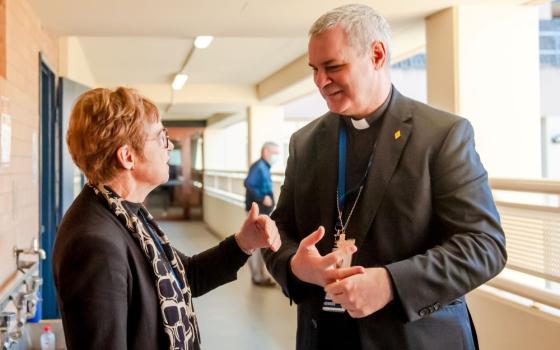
[318,87,393,350]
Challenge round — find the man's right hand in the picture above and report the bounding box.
[263,195,273,207]
[290,226,365,287]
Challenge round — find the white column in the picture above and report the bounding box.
[247,105,284,169]
[426,5,541,178]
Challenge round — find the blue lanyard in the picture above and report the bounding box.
[337,123,375,211]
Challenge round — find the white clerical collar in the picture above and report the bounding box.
[350,118,370,130]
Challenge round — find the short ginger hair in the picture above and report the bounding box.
[66,87,160,185]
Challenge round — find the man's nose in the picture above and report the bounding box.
[314,69,331,89]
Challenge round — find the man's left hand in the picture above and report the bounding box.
[324,267,394,318]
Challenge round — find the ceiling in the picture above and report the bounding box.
[28,0,529,121]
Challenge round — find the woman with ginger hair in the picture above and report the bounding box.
[52,87,281,350]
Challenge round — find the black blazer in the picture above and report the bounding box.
[263,89,507,350]
[53,186,249,350]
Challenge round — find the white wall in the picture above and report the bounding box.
[468,288,560,350]
[203,120,248,171]
[391,69,427,103]
[59,36,96,87]
[541,68,560,116]
[456,5,541,178]
[426,5,542,178]
[203,194,246,239]
[247,105,285,171]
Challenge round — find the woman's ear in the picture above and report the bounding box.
[116,145,135,170]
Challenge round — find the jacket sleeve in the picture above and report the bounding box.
[263,135,318,303]
[385,119,507,322]
[175,234,250,297]
[244,163,265,202]
[54,233,129,350]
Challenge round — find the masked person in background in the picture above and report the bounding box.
[244,142,280,286]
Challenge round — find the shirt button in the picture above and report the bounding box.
[419,308,428,317]
[434,303,441,311]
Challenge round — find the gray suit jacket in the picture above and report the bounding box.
[263,89,507,350]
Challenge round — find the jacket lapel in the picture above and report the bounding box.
[346,89,413,248]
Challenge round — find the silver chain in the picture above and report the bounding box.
[336,185,364,237]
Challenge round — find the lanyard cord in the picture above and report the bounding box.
[336,122,375,232]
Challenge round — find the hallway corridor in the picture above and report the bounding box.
[161,221,296,350]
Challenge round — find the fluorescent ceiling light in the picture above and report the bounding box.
[194,35,214,49]
[172,73,189,90]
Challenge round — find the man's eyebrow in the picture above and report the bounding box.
[308,59,337,68]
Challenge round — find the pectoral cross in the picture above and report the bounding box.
[334,232,355,268]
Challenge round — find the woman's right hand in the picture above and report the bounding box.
[235,203,281,254]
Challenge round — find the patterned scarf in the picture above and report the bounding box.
[90,183,200,350]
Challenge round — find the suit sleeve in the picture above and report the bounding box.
[175,234,250,297]
[54,233,129,350]
[263,135,318,302]
[385,118,507,322]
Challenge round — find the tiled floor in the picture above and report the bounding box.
[161,221,297,350]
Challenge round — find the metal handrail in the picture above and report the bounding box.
[0,262,39,312]
[203,169,286,177]
[490,178,560,195]
[204,174,560,192]
[204,169,246,175]
[487,276,560,310]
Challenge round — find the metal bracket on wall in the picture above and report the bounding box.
[0,262,39,313]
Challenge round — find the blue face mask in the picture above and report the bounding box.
[269,154,280,166]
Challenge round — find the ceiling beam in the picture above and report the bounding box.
[256,54,314,104]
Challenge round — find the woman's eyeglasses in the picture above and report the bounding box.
[148,128,171,149]
[159,128,170,149]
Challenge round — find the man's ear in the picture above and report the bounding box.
[116,144,136,170]
[371,41,387,69]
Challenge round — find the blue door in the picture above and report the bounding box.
[39,56,58,319]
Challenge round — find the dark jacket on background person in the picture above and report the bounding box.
[244,158,274,214]
[52,186,249,350]
[263,88,507,350]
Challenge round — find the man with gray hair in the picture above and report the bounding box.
[244,141,280,286]
[263,4,506,349]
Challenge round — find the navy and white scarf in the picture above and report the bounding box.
[90,183,200,350]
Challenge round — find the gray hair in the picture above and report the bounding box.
[261,141,279,154]
[309,4,391,61]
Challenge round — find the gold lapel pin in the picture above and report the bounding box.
[394,130,401,140]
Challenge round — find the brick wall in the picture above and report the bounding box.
[0,0,58,288]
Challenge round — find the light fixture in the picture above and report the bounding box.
[172,73,189,91]
[194,35,214,49]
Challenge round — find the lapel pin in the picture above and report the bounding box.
[394,130,401,140]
